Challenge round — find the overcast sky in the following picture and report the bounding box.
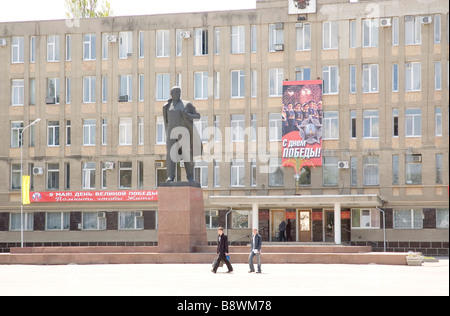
[0,0,257,23]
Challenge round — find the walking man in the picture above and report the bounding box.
[249,228,262,273]
[212,227,233,273]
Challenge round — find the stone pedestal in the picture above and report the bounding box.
[157,182,207,253]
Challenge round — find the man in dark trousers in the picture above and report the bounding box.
[249,228,262,273]
[212,227,233,273]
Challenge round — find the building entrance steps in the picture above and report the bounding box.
[1,244,408,265]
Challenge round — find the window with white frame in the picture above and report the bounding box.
[156,29,170,57]
[251,70,257,97]
[269,23,284,52]
[194,161,208,188]
[349,65,356,93]
[392,64,399,92]
[435,61,442,90]
[102,33,109,59]
[119,211,143,230]
[12,37,24,63]
[47,78,60,104]
[138,117,144,145]
[47,163,59,190]
[82,162,96,189]
[269,158,284,187]
[83,212,106,230]
[434,14,441,43]
[231,26,245,54]
[101,162,107,189]
[139,74,144,102]
[11,79,24,106]
[119,162,132,189]
[322,66,339,94]
[363,156,379,186]
[47,121,60,146]
[322,21,338,50]
[231,70,245,98]
[66,35,71,61]
[269,113,282,141]
[102,76,107,103]
[66,77,71,104]
[269,68,284,97]
[393,209,423,229]
[214,71,220,99]
[156,73,170,101]
[47,35,60,61]
[214,160,220,187]
[11,164,21,190]
[363,110,379,138]
[392,17,399,46]
[351,209,380,228]
[30,36,36,63]
[350,110,357,138]
[119,31,132,59]
[215,27,221,54]
[323,156,338,186]
[138,161,144,189]
[231,114,245,142]
[83,33,96,60]
[194,116,208,143]
[406,154,422,184]
[83,119,96,146]
[66,120,71,146]
[296,23,311,51]
[435,107,442,136]
[156,116,166,144]
[119,75,132,101]
[251,159,257,187]
[139,31,144,58]
[349,20,356,48]
[362,64,378,93]
[194,28,208,56]
[405,16,421,45]
[436,208,449,229]
[176,29,183,56]
[405,62,421,91]
[231,159,245,187]
[83,76,96,103]
[119,117,132,145]
[205,210,220,229]
[405,108,421,137]
[251,25,256,53]
[392,154,399,185]
[436,153,443,184]
[362,19,379,47]
[194,71,208,100]
[11,121,23,148]
[323,111,339,139]
[102,118,107,145]
[10,212,34,231]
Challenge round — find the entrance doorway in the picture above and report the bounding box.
[270,210,285,241]
[298,210,311,242]
[324,210,334,242]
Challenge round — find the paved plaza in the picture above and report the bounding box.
[0,259,448,296]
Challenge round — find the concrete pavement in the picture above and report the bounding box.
[0,259,448,296]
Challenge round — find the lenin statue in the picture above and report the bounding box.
[163,86,202,182]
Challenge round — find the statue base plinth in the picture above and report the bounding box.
[157,182,207,253]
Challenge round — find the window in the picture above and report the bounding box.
[296,23,311,51]
[392,17,399,46]
[350,157,357,186]
[351,209,380,228]
[434,14,441,43]
[82,162,96,189]
[47,163,59,190]
[435,61,442,90]
[363,156,379,186]
[156,29,170,57]
[138,74,145,102]
[65,162,70,190]
[232,210,251,229]
[66,35,71,61]
[269,158,284,187]
[362,64,378,93]
[392,109,399,137]
[231,159,245,187]
[406,154,422,184]
[139,31,144,58]
[119,117,132,145]
[10,213,33,231]
[392,155,399,185]
[101,162,108,189]
[83,212,106,230]
[11,79,24,106]
[349,20,356,48]
[405,62,421,91]
[102,76,107,103]
[119,162,132,189]
[299,167,311,186]
[30,78,35,105]
[435,107,442,136]
[231,114,245,142]
[83,33,96,60]
[214,115,221,142]
[393,209,423,229]
[214,71,220,99]
[269,68,283,97]
[11,164,21,190]
[156,116,166,144]
[176,29,183,56]
[214,27,221,54]
[231,26,245,54]
[102,118,107,145]
[323,21,338,50]
[363,110,379,138]
[349,65,356,93]
[156,73,170,101]
[251,25,256,53]
[119,211,143,230]
[119,75,132,101]
[269,113,282,141]
[194,28,208,56]
[194,161,208,188]
[405,16,421,45]
[47,121,60,146]
[323,156,338,186]
[251,114,257,142]
[83,119,96,146]
[11,121,23,148]
[436,153,443,184]
[194,116,208,143]
[392,64,399,92]
[436,208,449,229]
[350,110,356,138]
[66,120,71,146]
[205,210,219,229]
[251,70,257,97]
[138,161,144,189]
[251,159,257,187]
[214,160,220,187]
[47,35,60,61]
[66,77,71,104]
[405,108,421,137]
[323,111,339,139]
[295,67,310,81]
[47,78,60,104]
[362,19,378,47]
[30,36,36,63]
[269,23,284,52]
[102,33,109,60]
[138,117,144,145]
[194,72,208,100]
[119,31,132,59]
[231,70,245,98]
[322,66,339,94]
[12,37,24,63]
[83,76,96,103]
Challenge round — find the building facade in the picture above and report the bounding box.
[0,0,448,254]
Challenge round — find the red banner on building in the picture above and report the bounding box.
[282,80,323,170]
[30,190,158,203]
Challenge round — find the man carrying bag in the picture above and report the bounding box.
[211,227,233,273]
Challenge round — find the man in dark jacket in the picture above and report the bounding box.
[212,227,233,273]
[249,228,262,273]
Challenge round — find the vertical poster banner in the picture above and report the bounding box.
[22,175,30,205]
[282,80,323,171]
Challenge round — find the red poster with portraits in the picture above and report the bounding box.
[282,80,323,170]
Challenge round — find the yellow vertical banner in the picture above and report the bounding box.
[22,175,30,205]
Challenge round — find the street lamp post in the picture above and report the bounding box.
[20,118,41,248]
